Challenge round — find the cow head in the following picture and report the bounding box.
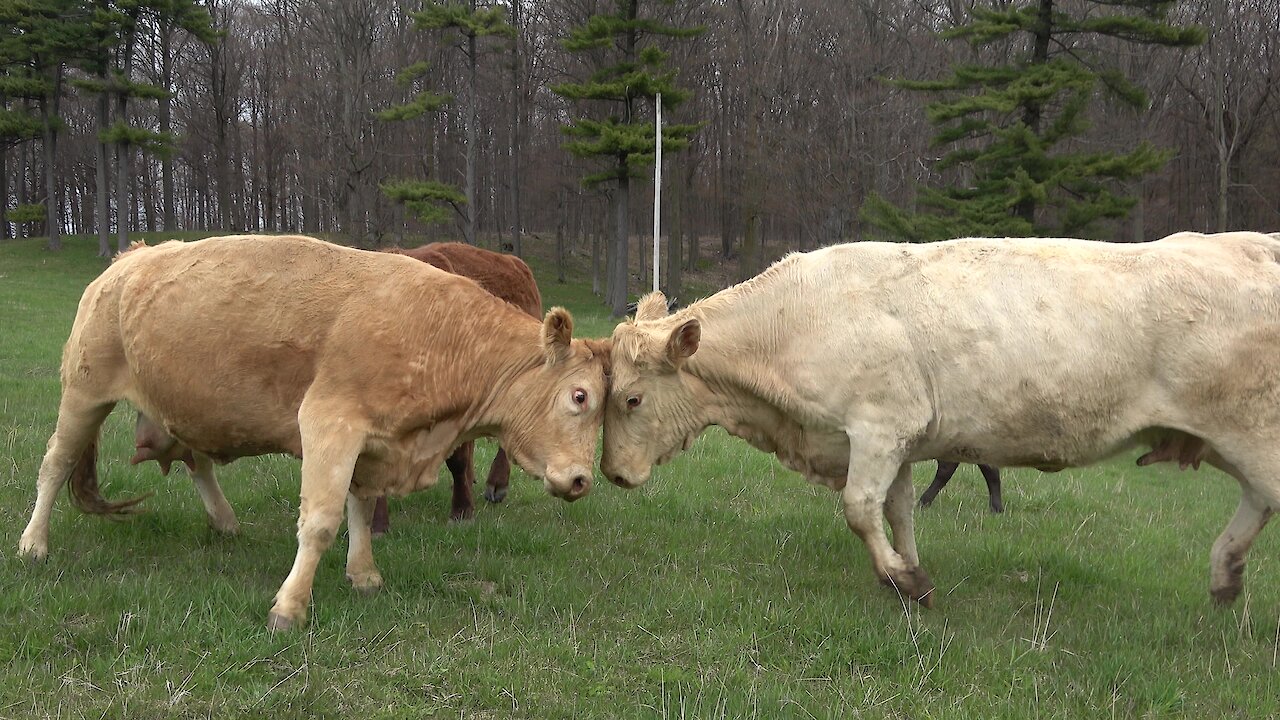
[601,292,703,489]
[503,308,610,502]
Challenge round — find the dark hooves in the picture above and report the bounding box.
[484,486,508,504]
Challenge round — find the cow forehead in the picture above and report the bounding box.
[611,322,667,366]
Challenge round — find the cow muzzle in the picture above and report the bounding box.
[606,469,649,489]
[544,467,594,502]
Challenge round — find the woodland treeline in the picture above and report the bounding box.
[3,1,1279,312]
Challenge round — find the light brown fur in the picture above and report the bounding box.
[19,234,609,630]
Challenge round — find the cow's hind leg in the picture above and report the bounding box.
[484,446,512,504]
[448,441,476,522]
[918,461,959,509]
[345,493,382,595]
[842,440,933,607]
[19,394,115,561]
[268,411,365,631]
[1204,453,1275,605]
[979,464,1004,513]
[190,453,239,535]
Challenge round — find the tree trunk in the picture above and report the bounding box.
[42,95,60,250]
[160,21,176,231]
[1130,177,1145,242]
[116,93,131,253]
[15,138,27,240]
[1013,0,1053,227]
[464,23,478,246]
[1,144,9,240]
[738,84,762,282]
[666,156,683,299]
[1216,140,1229,232]
[591,214,602,296]
[96,86,111,256]
[609,176,630,316]
[509,0,521,256]
[555,187,566,283]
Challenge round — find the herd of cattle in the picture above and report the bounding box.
[16,230,1280,629]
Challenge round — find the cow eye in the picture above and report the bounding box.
[572,389,588,406]
[626,395,642,409]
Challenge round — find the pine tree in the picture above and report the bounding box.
[378,60,465,228]
[0,0,91,250]
[74,0,215,254]
[412,1,513,246]
[863,0,1203,242]
[553,1,703,317]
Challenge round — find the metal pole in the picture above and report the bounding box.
[652,93,662,294]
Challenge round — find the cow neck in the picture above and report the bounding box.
[467,321,548,450]
[671,271,796,450]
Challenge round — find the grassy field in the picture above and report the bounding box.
[2,234,1279,719]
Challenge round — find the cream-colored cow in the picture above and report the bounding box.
[602,231,1280,607]
[19,234,609,630]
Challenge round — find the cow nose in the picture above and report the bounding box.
[610,474,628,488]
[565,474,591,501]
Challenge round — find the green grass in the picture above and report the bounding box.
[2,234,1280,718]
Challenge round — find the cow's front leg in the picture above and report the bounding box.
[842,442,934,607]
[345,493,382,594]
[268,416,365,631]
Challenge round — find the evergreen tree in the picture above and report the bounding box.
[75,0,215,254]
[553,0,703,317]
[0,0,91,250]
[378,61,465,228]
[863,0,1203,242]
[412,1,513,246]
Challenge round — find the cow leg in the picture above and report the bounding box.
[345,493,383,594]
[190,453,239,535]
[918,461,960,508]
[1200,451,1276,605]
[1209,487,1271,605]
[268,417,364,631]
[842,442,934,607]
[979,464,1004,514]
[883,464,919,566]
[484,446,512,504]
[19,395,115,561]
[448,441,476,522]
[370,496,390,537]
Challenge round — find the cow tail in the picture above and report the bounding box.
[68,438,152,517]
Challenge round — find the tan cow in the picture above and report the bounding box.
[602,231,1280,608]
[18,234,609,630]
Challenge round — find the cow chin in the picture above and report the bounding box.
[542,465,594,502]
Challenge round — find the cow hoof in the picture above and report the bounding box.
[209,517,240,536]
[484,486,507,504]
[884,565,935,608]
[990,503,1004,514]
[448,510,476,524]
[347,572,383,596]
[1211,583,1242,607]
[17,538,48,562]
[267,611,299,632]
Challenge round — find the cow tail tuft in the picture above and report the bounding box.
[68,438,152,517]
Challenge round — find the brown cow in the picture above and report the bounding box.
[18,234,609,630]
[377,242,543,528]
[125,242,542,529]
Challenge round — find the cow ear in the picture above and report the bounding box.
[542,307,574,365]
[665,318,700,367]
[635,292,670,322]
